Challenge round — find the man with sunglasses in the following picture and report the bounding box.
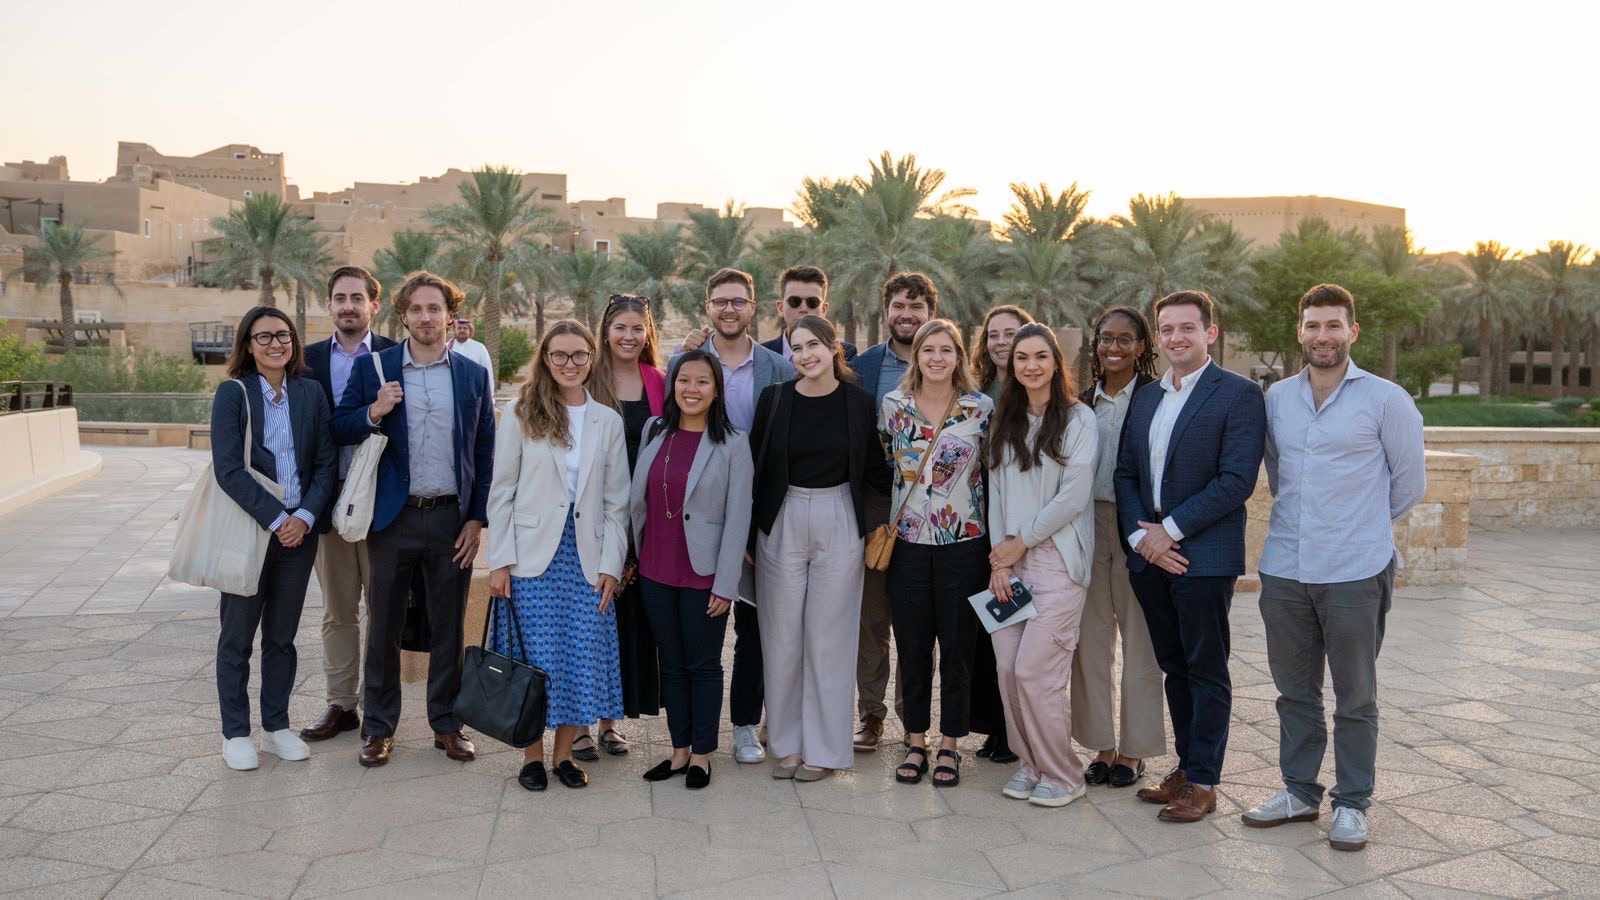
[761,265,857,362]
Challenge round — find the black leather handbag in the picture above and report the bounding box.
[454,595,549,749]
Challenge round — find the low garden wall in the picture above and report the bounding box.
[1421,428,1600,528]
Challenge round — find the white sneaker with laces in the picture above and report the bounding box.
[1329,806,1368,851]
[1003,769,1039,800]
[222,736,259,771]
[733,725,766,763]
[1027,779,1087,808]
[260,729,310,761]
[1241,789,1319,827]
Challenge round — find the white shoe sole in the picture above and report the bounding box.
[1002,784,1036,800]
[260,739,310,762]
[735,751,766,764]
[1028,785,1088,808]
[223,753,259,771]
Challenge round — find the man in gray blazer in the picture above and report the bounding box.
[668,267,794,764]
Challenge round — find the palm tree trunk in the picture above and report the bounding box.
[1566,315,1582,392]
[258,266,277,307]
[58,273,76,353]
[1476,316,1494,399]
[293,280,308,340]
[1551,316,1567,399]
[1494,328,1510,396]
[483,279,503,386]
[535,296,546,341]
[1077,330,1093,388]
[1522,333,1535,392]
[1588,323,1599,396]
[1381,332,1399,383]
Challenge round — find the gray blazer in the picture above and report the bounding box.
[630,420,754,601]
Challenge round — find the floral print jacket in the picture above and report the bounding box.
[878,389,993,546]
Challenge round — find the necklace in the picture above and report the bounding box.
[660,432,684,519]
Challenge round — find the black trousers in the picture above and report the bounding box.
[640,577,729,754]
[729,595,763,727]
[886,537,990,737]
[1129,567,1235,786]
[363,505,470,737]
[217,532,319,738]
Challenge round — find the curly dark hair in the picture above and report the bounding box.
[1089,306,1159,388]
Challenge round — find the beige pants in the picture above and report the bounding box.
[758,485,864,770]
[313,528,371,710]
[856,491,903,726]
[1070,501,1166,758]
[993,542,1086,789]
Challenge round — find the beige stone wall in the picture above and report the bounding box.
[0,407,82,491]
[116,142,286,201]
[1186,195,1405,248]
[1422,428,1600,527]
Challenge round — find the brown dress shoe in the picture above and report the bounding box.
[1137,767,1187,805]
[853,719,883,752]
[1158,783,1217,823]
[300,704,360,742]
[359,735,393,768]
[434,730,477,761]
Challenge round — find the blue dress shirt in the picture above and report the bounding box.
[258,376,317,533]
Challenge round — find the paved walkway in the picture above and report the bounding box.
[1,449,1598,898]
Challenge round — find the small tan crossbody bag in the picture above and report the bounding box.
[864,396,955,572]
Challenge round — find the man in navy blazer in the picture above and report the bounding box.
[298,266,398,743]
[331,270,496,768]
[1114,290,1266,824]
[758,265,857,362]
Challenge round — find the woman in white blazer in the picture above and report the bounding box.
[487,320,630,793]
[629,349,753,789]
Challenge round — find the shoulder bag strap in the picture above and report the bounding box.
[235,378,252,472]
[888,394,957,528]
[371,349,385,383]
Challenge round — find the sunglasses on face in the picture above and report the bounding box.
[251,331,295,346]
[785,296,822,311]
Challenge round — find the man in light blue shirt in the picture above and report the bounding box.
[1242,284,1425,853]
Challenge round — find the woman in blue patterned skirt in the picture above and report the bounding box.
[486,320,631,792]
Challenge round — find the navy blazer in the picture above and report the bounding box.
[210,376,338,531]
[761,334,858,362]
[303,332,398,412]
[330,343,496,534]
[847,341,894,398]
[1113,362,1265,578]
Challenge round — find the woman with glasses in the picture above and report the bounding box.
[486,320,631,791]
[566,294,667,761]
[631,350,753,790]
[211,307,337,771]
[1072,306,1166,789]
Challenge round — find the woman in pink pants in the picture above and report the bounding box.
[984,323,1098,808]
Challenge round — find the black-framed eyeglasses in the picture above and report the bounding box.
[608,294,649,308]
[785,296,823,311]
[547,350,592,367]
[1095,334,1139,350]
[709,297,751,311]
[251,331,295,346]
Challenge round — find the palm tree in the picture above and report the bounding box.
[202,194,321,307]
[427,166,560,378]
[1195,219,1258,366]
[1366,226,1440,381]
[682,200,755,279]
[540,247,622,331]
[1448,242,1522,398]
[12,222,113,353]
[285,227,333,339]
[1094,193,1210,313]
[619,224,695,323]
[1003,182,1090,244]
[1526,240,1593,399]
[371,231,442,338]
[926,215,1001,332]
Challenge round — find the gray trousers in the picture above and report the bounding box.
[757,485,864,770]
[1259,560,1394,811]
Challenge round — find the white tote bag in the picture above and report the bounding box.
[333,352,388,542]
[167,380,284,596]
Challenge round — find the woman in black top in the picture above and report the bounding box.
[750,316,890,781]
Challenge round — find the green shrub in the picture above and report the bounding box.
[1571,411,1600,428]
[498,328,533,382]
[0,327,45,382]
[1551,396,1586,415]
[1416,398,1571,427]
[31,347,210,423]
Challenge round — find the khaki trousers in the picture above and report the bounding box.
[993,542,1086,789]
[856,491,904,726]
[313,527,371,710]
[757,485,864,770]
[1069,501,1166,758]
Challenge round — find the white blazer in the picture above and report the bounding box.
[486,396,630,584]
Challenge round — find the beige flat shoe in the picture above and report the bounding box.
[772,756,802,779]
[795,765,832,782]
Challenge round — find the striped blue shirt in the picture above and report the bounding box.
[258,376,316,533]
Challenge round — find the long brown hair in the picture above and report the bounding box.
[898,319,976,397]
[589,294,661,411]
[787,315,856,385]
[515,320,595,447]
[226,306,306,380]
[985,324,1080,471]
[971,304,1036,390]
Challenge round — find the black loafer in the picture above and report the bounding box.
[517,760,547,792]
[642,759,689,782]
[599,728,630,756]
[976,734,999,758]
[570,735,600,763]
[685,763,712,790]
[989,742,1019,765]
[554,760,589,789]
[1085,760,1111,785]
[1109,760,1146,788]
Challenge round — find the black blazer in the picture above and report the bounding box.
[303,332,398,413]
[749,380,890,541]
[761,335,858,362]
[210,376,338,532]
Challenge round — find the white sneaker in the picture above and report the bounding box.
[1027,780,1087,808]
[733,725,766,763]
[1002,769,1039,800]
[259,729,310,761]
[1241,789,1319,828]
[222,736,259,771]
[1329,806,1369,851]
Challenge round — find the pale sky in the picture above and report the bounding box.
[8,0,1598,256]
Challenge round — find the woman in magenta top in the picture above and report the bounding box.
[628,350,753,790]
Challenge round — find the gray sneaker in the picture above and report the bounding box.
[1027,779,1087,808]
[1242,789,1319,828]
[733,725,766,764]
[1002,769,1038,800]
[1329,806,1368,851]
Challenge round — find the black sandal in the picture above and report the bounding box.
[571,732,600,762]
[932,748,961,787]
[895,746,928,784]
[599,728,630,756]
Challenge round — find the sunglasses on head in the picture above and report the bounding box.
[785,296,822,310]
[608,294,650,308]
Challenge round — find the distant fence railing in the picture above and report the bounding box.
[1,381,74,416]
[73,392,212,425]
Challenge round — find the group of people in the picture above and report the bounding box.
[205,256,1424,851]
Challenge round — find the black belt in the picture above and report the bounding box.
[405,494,458,509]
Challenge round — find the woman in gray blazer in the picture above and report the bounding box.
[629,350,753,789]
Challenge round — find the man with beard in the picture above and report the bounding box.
[299,266,396,741]
[1241,284,1424,852]
[845,272,936,751]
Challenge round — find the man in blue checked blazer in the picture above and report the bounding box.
[1114,290,1266,825]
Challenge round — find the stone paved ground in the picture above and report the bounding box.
[1,449,1599,898]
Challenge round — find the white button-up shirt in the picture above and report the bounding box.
[1261,360,1427,584]
[1127,358,1210,550]
[1091,378,1139,503]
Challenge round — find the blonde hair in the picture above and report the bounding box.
[899,318,977,397]
[515,320,595,447]
[589,295,661,411]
